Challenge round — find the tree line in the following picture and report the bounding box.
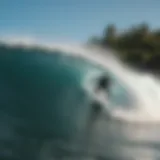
[88,23,160,73]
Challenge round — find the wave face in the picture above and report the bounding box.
[0,41,160,160]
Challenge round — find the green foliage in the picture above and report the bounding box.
[89,23,160,72]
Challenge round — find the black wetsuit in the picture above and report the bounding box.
[96,76,110,93]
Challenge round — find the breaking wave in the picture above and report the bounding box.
[1,38,160,160]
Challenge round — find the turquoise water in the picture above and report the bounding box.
[0,45,108,159]
[0,44,160,160]
[0,46,92,136]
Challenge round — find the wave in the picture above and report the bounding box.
[1,38,160,122]
[1,38,160,160]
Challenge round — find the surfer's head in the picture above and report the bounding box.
[96,75,110,93]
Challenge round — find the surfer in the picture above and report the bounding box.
[95,75,110,94]
[93,75,111,120]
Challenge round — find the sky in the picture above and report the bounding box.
[0,0,160,43]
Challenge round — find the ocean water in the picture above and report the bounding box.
[0,41,160,160]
